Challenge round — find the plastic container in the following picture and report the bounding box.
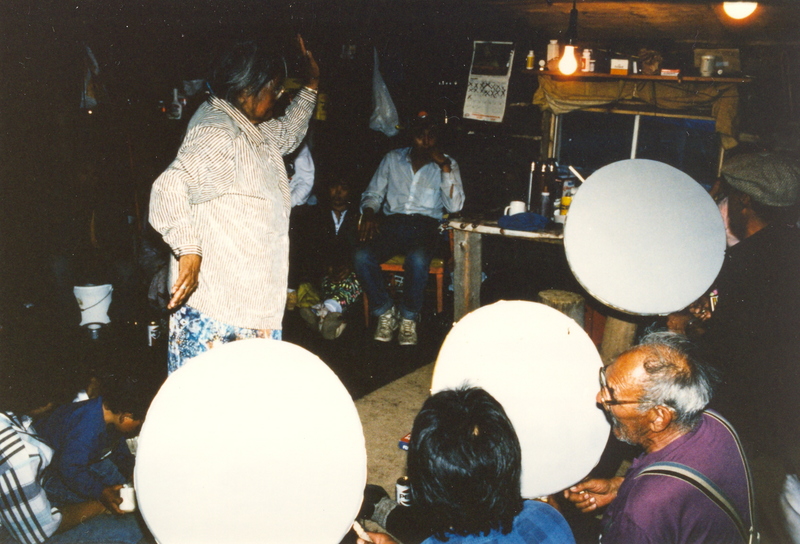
[547,40,560,62]
[581,49,592,72]
[526,50,535,70]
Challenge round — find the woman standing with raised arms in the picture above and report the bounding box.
[150,35,319,373]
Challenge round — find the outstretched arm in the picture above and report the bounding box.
[563,477,624,513]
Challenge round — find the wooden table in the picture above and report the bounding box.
[448,218,563,321]
[448,218,637,364]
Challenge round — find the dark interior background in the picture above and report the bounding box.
[1,0,798,324]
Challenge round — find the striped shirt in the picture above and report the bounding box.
[150,88,316,330]
[0,413,62,544]
[360,147,465,219]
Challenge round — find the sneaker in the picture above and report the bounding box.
[398,318,417,346]
[374,306,399,342]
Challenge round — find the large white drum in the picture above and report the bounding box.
[135,339,366,544]
[432,301,609,498]
[564,159,726,315]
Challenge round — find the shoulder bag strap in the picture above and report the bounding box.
[704,410,759,544]
[638,460,747,542]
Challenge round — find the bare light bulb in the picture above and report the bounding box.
[723,2,757,19]
[559,45,579,75]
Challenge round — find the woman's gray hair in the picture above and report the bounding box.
[208,41,287,105]
[632,330,720,431]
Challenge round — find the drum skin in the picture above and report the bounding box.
[135,339,367,544]
[564,159,726,316]
[432,301,610,498]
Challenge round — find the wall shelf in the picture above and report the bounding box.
[524,70,752,84]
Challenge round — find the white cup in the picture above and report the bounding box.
[119,484,136,513]
[504,200,527,216]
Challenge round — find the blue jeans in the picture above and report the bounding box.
[44,459,126,506]
[0,514,150,544]
[354,214,441,321]
[48,514,150,544]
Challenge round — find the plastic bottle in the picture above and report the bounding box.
[547,40,560,62]
[526,50,535,70]
[560,188,573,215]
[581,49,592,72]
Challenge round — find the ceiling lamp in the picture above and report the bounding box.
[723,2,758,19]
[559,0,579,75]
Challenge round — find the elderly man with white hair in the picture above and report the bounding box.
[564,331,754,544]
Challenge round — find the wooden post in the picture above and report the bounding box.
[537,289,585,329]
[453,229,482,322]
[599,316,637,366]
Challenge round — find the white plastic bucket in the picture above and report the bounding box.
[73,284,113,326]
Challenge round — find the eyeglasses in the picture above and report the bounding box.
[599,366,647,407]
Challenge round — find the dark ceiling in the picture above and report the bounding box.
[5,0,797,104]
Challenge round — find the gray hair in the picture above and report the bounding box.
[630,330,720,431]
[208,41,287,105]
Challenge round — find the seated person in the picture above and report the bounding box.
[563,331,752,543]
[358,387,575,544]
[37,366,157,514]
[355,111,464,346]
[0,356,149,543]
[294,177,362,339]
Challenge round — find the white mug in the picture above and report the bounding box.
[119,484,136,513]
[504,201,527,216]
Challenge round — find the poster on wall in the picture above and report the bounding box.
[463,41,515,123]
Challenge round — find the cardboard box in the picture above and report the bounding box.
[693,49,741,75]
[610,58,629,75]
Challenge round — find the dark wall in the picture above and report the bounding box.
[2,0,798,315]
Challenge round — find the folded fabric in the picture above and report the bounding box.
[497,212,549,231]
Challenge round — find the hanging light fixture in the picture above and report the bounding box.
[723,1,758,19]
[559,45,579,75]
[559,0,579,75]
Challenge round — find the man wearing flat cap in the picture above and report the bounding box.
[674,151,800,542]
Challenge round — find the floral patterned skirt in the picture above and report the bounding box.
[168,305,281,374]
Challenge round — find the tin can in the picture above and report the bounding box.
[700,55,716,77]
[396,476,412,506]
[147,321,161,347]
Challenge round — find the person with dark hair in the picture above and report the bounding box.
[358,387,575,544]
[354,111,465,346]
[564,331,753,544]
[0,363,150,544]
[293,177,362,339]
[149,36,319,373]
[36,370,158,515]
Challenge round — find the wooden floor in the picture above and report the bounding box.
[282,298,453,400]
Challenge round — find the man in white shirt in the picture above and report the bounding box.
[355,112,465,345]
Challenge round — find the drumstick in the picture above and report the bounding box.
[352,521,374,543]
